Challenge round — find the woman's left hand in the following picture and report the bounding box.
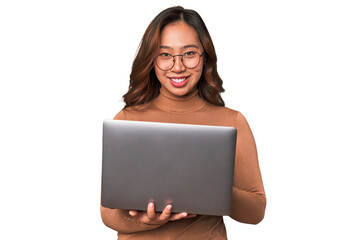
[129,202,197,226]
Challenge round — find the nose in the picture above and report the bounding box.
[172,55,186,72]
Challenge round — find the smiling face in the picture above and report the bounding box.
[154,21,205,97]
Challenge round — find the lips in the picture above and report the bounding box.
[169,76,190,88]
[171,77,187,83]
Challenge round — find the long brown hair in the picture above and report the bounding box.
[123,6,225,109]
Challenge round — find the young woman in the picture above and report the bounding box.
[101,6,266,239]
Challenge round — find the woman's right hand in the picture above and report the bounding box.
[128,202,197,225]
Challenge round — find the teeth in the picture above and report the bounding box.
[171,78,186,83]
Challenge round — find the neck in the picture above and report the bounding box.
[153,87,205,113]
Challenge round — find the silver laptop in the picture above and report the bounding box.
[101,120,237,216]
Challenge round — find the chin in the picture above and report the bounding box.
[170,87,193,96]
[169,90,186,96]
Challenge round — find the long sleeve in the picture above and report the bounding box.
[100,205,163,234]
[230,112,266,224]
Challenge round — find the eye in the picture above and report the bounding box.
[159,53,171,57]
[184,51,196,56]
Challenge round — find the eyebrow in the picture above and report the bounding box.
[159,44,200,50]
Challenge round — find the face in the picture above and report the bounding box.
[154,21,205,97]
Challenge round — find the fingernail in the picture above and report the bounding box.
[166,205,172,211]
[149,203,154,208]
[182,212,187,217]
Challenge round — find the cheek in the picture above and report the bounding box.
[154,67,164,81]
[194,58,205,74]
[192,66,204,79]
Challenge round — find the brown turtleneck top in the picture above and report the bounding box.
[100,87,266,239]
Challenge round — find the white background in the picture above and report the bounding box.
[1,0,359,239]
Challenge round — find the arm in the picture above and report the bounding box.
[230,112,266,224]
[100,205,162,234]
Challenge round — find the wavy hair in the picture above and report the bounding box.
[123,6,225,109]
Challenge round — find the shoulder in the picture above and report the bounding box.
[233,110,249,126]
[200,103,250,129]
[113,109,127,120]
[206,104,247,122]
[228,108,253,134]
[113,102,155,120]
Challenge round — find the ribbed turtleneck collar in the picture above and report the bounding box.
[153,87,206,113]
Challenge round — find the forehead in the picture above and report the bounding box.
[160,21,201,48]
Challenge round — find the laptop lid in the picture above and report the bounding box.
[101,120,237,216]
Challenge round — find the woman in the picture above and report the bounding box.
[101,6,266,239]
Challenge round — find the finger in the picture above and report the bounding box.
[159,205,172,221]
[146,202,156,220]
[169,212,188,221]
[185,214,197,218]
[129,210,138,217]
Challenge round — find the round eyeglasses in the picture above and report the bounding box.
[155,51,205,71]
